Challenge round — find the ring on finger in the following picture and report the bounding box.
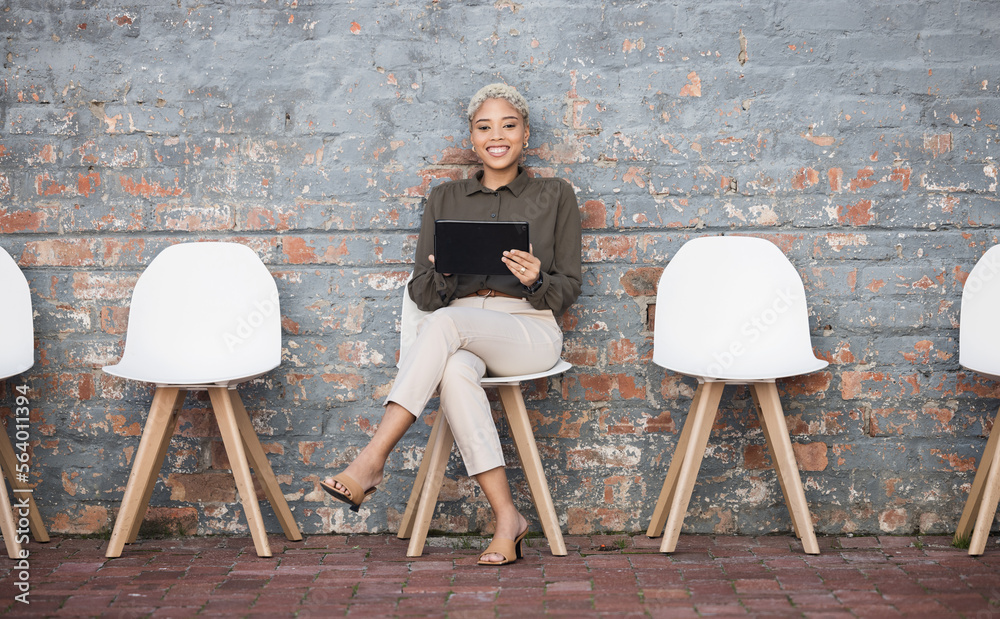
[520,266,526,274]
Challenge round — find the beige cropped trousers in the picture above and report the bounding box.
[386,295,563,476]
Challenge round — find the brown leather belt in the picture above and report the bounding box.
[463,288,521,299]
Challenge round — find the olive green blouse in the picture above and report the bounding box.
[408,168,582,317]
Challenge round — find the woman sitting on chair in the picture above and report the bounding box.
[322,83,582,565]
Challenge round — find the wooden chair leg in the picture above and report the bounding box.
[969,452,1000,556]
[956,405,1000,548]
[107,387,184,558]
[126,389,186,544]
[753,381,819,555]
[660,380,725,553]
[647,382,705,538]
[0,419,48,543]
[208,388,271,558]
[966,406,1000,556]
[499,384,568,556]
[749,383,802,540]
[229,392,302,542]
[406,415,454,558]
[0,472,21,558]
[399,412,446,540]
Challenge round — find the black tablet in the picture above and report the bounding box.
[433,220,530,275]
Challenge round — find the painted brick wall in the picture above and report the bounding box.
[2,0,999,539]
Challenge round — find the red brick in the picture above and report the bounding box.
[101,238,147,266]
[118,173,185,198]
[888,167,911,191]
[108,413,142,436]
[39,371,96,401]
[0,204,57,232]
[578,374,613,401]
[244,205,300,231]
[562,341,598,366]
[99,306,131,334]
[849,167,877,192]
[744,444,769,470]
[175,408,221,438]
[165,472,237,502]
[50,504,110,534]
[620,267,663,297]
[659,373,695,399]
[828,167,843,192]
[35,171,68,196]
[580,199,607,228]
[837,199,873,226]
[792,441,828,471]
[645,410,676,433]
[77,170,101,196]
[577,373,646,401]
[607,338,639,364]
[780,371,832,398]
[22,238,98,266]
[955,372,1000,398]
[616,374,646,399]
[927,448,976,472]
[840,371,891,400]
[582,234,638,262]
[878,508,908,532]
[792,167,819,190]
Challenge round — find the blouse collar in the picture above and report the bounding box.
[467,167,529,198]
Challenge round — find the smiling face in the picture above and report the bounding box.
[469,97,529,189]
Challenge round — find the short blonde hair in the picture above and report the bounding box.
[467,83,529,124]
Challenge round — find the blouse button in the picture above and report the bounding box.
[490,213,496,218]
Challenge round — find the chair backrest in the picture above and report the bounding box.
[0,247,34,380]
[104,242,281,386]
[960,244,1000,379]
[653,236,828,381]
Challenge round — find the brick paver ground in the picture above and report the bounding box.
[1,533,998,617]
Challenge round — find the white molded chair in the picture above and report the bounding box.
[646,236,828,554]
[395,279,571,557]
[103,242,301,558]
[954,244,1000,556]
[0,248,50,558]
